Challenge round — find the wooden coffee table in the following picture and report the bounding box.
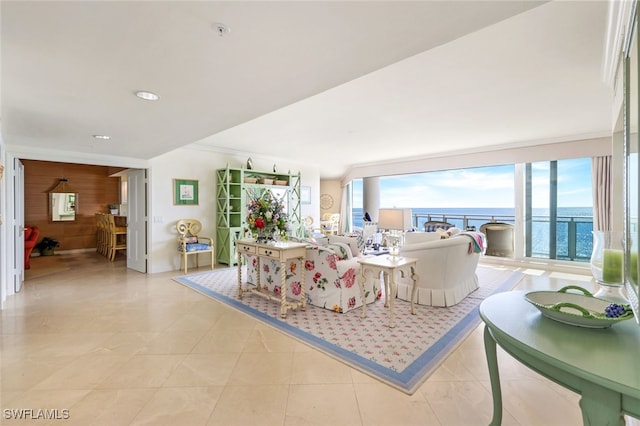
[357,255,418,328]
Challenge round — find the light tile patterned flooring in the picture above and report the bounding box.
[1,252,638,425]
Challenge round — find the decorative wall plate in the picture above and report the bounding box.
[320,194,334,209]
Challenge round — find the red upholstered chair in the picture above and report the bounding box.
[24,226,39,269]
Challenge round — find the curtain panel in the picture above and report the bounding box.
[592,155,612,231]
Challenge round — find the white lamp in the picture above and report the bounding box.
[377,208,412,259]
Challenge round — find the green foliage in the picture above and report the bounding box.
[35,237,60,251]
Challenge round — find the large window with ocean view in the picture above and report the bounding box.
[352,165,516,230]
[351,157,594,264]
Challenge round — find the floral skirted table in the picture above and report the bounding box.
[236,239,308,318]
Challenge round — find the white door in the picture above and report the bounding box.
[13,158,25,292]
[126,169,147,273]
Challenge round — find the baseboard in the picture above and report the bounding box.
[32,248,97,257]
[479,255,591,276]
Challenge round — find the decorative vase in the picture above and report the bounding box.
[256,225,277,243]
[590,230,627,303]
[41,248,55,256]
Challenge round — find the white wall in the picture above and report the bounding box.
[147,146,320,273]
[0,129,6,307]
[1,143,320,283]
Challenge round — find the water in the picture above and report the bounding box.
[352,207,594,261]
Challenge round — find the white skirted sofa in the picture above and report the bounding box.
[243,238,381,313]
[396,231,484,307]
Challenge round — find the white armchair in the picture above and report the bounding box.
[395,232,484,307]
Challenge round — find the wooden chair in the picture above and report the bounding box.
[302,215,314,237]
[361,221,378,245]
[176,219,215,274]
[423,220,454,232]
[320,213,340,235]
[95,213,109,257]
[107,214,127,261]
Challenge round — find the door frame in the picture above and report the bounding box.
[2,153,25,306]
[126,169,148,273]
[1,152,149,308]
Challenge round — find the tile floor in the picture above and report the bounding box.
[1,252,638,425]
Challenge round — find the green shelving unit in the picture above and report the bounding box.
[215,165,302,265]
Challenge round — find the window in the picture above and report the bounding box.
[526,158,593,261]
[352,165,515,230]
[351,157,594,264]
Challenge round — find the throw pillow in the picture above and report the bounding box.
[184,235,198,244]
[327,242,351,260]
[436,228,449,239]
[327,235,360,257]
[447,227,461,236]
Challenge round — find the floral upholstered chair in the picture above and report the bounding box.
[244,244,380,313]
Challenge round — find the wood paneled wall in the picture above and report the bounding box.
[23,160,121,251]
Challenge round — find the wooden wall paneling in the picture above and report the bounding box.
[23,160,121,252]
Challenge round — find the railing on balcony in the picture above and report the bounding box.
[412,212,593,262]
[354,212,593,263]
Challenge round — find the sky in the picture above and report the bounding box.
[352,158,593,209]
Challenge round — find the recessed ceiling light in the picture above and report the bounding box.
[135,91,159,101]
[93,134,111,140]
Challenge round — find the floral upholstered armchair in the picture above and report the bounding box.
[244,244,381,313]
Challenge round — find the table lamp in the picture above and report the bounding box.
[377,208,412,260]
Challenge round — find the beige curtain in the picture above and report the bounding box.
[339,183,352,235]
[591,156,612,231]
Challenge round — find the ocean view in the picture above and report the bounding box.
[351,207,594,261]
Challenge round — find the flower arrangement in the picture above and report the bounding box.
[246,191,289,240]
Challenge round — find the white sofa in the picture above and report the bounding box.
[395,231,484,307]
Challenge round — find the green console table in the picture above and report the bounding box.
[480,290,640,425]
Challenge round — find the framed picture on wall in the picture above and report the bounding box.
[174,179,199,205]
[300,186,311,204]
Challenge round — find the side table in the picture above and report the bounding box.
[362,247,389,256]
[480,290,640,425]
[357,255,418,327]
[236,239,307,318]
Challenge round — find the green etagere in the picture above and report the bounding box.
[215,165,302,265]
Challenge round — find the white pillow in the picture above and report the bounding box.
[447,227,461,236]
[327,235,360,256]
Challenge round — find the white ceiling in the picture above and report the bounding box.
[2,1,613,179]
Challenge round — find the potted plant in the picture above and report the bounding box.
[35,237,60,256]
[108,204,118,215]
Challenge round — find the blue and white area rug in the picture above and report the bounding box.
[173,265,522,394]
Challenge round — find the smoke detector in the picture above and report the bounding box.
[213,23,230,37]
